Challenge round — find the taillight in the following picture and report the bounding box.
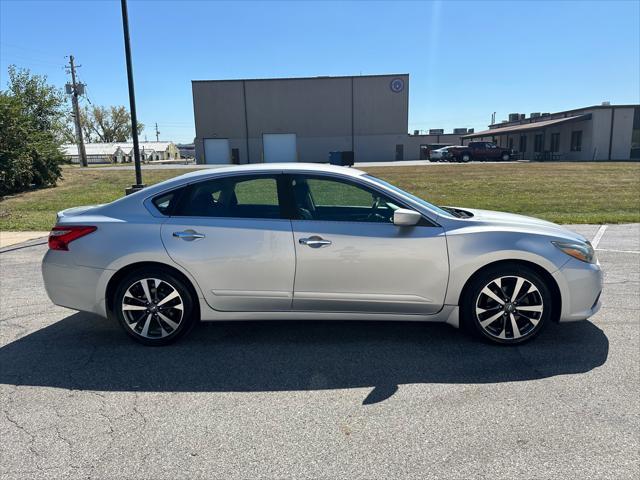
[48,226,97,251]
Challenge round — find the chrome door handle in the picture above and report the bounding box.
[173,230,205,241]
[299,236,332,248]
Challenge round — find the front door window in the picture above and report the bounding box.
[290,175,401,223]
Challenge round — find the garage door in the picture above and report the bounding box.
[204,139,230,164]
[263,134,297,163]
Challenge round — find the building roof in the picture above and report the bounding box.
[62,142,174,156]
[487,104,639,129]
[462,114,592,139]
[192,73,409,83]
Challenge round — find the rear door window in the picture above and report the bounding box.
[173,175,285,219]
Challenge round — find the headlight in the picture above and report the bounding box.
[552,241,595,263]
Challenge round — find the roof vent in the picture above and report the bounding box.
[429,128,444,135]
[530,112,541,118]
[453,128,468,134]
[601,101,611,106]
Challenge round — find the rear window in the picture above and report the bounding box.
[152,189,182,215]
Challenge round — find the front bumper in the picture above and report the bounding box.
[553,257,603,322]
[42,250,108,316]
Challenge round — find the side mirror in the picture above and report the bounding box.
[393,208,422,226]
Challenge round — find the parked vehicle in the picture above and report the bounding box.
[447,142,512,162]
[429,146,456,162]
[42,163,602,346]
[421,143,452,161]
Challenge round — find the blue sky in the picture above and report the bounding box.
[1,0,639,143]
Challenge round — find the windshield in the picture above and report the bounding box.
[363,174,455,218]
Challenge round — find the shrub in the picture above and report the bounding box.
[0,67,66,197]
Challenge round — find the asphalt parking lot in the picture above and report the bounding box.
[1,224,638,479]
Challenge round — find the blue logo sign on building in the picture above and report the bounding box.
[390,78,404,93]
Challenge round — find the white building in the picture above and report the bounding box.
[62,141,181,164]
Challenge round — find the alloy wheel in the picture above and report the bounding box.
[475,275,544,341]
[121,278,184,339]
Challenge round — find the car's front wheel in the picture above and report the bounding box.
[461,153,471,162]
[461,264,551,345]
[114,268,196,345]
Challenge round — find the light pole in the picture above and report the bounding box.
[121,0,144,194]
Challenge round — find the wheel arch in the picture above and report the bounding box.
[458,259,562,323]
[105,261,201,321]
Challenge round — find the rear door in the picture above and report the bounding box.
[287,174,449,314]
[160,173,295,311]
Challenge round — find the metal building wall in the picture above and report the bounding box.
[192,74,409,164]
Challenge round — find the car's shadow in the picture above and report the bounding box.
[0,313,609,404]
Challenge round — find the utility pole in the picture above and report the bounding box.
[121,0,144,194]
[66,56,88,167]
[154,122,160,142]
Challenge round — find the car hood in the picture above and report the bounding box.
[449,207,587,242]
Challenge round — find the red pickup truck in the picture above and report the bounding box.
[446,142,512,162]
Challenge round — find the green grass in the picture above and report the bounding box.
[367,162,640,224]
[0,167,206,231]
[0,162,638,231]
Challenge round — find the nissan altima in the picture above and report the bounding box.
[42,163,602,346]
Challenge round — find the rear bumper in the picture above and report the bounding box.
[42,250,108,316]
[553,258,603,322]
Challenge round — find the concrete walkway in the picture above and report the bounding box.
[0,231,49,248]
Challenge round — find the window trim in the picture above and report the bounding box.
[146,171,441,226]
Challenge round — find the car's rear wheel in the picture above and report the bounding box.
[114,268,196,345]
[502,153,510,161]
[461,264,551,345]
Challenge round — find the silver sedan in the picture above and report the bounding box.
[42,163,602,346]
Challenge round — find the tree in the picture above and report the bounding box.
[0,66,66,196]
[78,105,143,143]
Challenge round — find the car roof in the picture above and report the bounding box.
[177,162,366,181]
[118,162,369,203]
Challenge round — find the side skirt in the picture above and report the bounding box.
[198,303,460,327]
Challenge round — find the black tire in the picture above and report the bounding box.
[113,267,196,346]
[501,152,510,161]
[461,153,471,163]
[460,264,552,345]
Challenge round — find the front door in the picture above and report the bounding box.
[395,144,404,161]
[161,174,295,311]
[287,174,449,314]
